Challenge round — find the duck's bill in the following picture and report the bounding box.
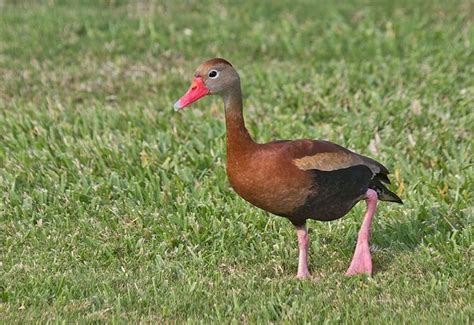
[173,77,210,111]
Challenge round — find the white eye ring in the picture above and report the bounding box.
[208,69,219,79]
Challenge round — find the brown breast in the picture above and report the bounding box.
[226,143,313,217]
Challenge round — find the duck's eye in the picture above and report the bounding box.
[208,69,219,79]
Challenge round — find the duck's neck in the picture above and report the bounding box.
[223,86,256,153]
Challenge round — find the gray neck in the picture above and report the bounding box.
[222,85,255,149]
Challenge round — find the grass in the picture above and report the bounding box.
[0,0,473,322]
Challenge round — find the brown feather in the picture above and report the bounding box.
[203,58,233,67]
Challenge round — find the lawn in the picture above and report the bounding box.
[1,0,473,322]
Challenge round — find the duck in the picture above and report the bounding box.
[173,58,402,279]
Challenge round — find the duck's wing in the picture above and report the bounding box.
[279,139,402,204]
[281,139,386,173]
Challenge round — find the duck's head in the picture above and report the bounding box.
[173,58,239,111]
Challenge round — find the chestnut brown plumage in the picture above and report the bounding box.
[174,58,402,278]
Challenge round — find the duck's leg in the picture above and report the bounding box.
[296,224,310,279]
[346,189,378,276]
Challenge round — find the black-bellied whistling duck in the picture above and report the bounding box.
[174,58,402,279]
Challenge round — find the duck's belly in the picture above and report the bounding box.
[287,165,372,224]
[227,161,371,226]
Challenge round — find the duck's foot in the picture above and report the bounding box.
[345,239,372,276]
[296,270,310,279]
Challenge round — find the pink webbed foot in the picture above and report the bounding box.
[345,239,372,276]
[346,189,378,276]
[297,270,310,279]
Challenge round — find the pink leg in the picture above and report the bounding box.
[296,225,310,279]
[346,189,378,276]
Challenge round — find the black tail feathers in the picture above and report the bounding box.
[369,177,403,204]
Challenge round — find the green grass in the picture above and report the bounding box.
[1,0,473,322]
